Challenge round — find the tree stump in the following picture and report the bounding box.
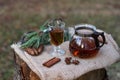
[11,28,120,80]
[13,53,108,80]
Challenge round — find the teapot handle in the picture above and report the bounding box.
[92,32,106,49]
[98,32,105,47]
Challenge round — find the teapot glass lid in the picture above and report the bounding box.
[74,24,97,37]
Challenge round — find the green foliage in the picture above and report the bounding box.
[39,20,49,31]
[24,32,38,39]
[21,21,50,48]
[21,29,70,48]
[21,35,39,48]
[21,20,71,49]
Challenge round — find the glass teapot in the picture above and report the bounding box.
[69,24,106,58]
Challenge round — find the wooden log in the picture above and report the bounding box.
[13,52,40,80]
[13,53,108,80]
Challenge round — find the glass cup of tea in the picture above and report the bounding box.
[48,18,65,56]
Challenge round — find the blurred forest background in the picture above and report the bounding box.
[0,0,120,80]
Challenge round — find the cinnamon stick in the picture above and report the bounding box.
[43,57,61,68]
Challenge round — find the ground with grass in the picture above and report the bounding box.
[0,0,120,80]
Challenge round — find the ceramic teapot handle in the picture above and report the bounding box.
[92,32,106,49]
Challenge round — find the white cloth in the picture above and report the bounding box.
[11,29,120,80]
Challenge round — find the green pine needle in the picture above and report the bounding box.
[21,21,71,49]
